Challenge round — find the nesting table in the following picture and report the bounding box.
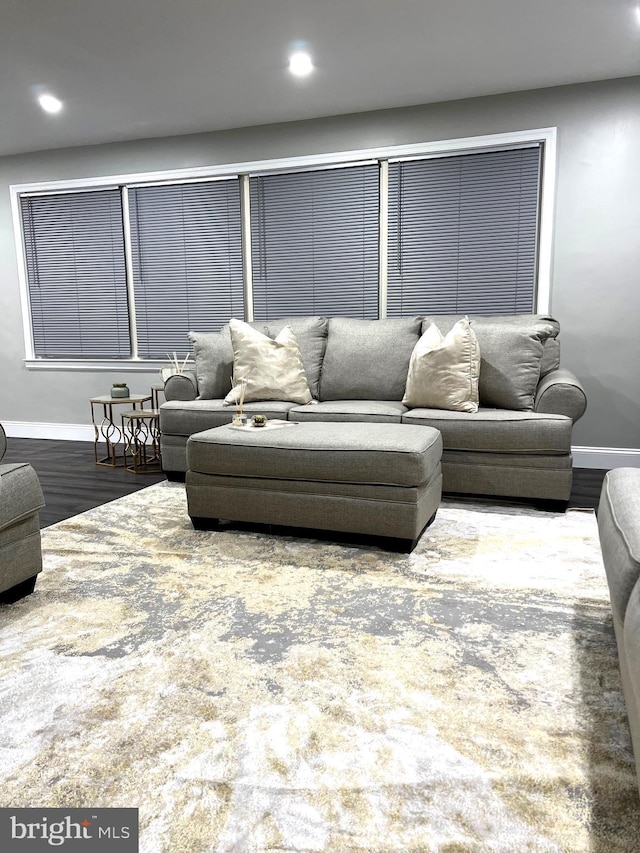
[121,409,162,474]
[90,394,152,467]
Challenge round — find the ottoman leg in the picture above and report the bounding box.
[0,574,38,605]
[191,516,220,531]
[389,509,438,554]
[388,536,419,554]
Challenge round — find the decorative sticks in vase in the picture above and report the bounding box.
[231,377,248,426]
[160,351,191,383]
[167,351,191,374]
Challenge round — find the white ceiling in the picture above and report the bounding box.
[2,0,639,157]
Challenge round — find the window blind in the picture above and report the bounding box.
[387,147,541,316]
[21,189,130,358]
[250,164,379,321]
[129,179,243,358]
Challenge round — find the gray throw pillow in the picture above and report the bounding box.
[320,317,422,401]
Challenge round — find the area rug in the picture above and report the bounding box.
[0,482,638,852]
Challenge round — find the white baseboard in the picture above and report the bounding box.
[4,422,640,470]
[571,446,640,470]
[3,421,95,442]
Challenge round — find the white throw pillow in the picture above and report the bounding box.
[223,319,313,406]
[402,317,480,413]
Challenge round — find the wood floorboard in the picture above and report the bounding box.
[3,437,165,528]
[2,436,608,529]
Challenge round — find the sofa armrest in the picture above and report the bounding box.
[534,368,587,422]
[164,371,198,402]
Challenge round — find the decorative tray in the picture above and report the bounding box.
[228,419,299,432]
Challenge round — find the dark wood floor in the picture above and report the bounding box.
[3,437,166,528]
[3,436,608,529]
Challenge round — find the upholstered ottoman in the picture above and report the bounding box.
[186,422,442,551]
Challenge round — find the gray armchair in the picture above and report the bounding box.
[0,423,45,603]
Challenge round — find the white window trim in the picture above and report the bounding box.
[240,174,254,323]
[11,127,556,371]
[378,159,389,319]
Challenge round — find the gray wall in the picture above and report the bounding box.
[1,76,639,450]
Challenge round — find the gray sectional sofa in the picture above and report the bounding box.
[160,314,587,503]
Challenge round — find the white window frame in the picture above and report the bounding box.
[10,126,556,371]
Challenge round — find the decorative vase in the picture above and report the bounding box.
[111,383,130,399]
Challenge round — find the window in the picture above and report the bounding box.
[21,189,130,358]
[250,164,379,320]
[14,129,553,366]
[129,179,243,358]
[387,147,540,316]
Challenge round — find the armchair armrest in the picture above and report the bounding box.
[0,462,45,532]
[164,371,198,402]
[0,423,6,462]
[534,368,587,422]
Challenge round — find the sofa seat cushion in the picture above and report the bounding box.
[160,400,298,437]
[319,317,421,401]
[402,408,572,454]
[187,422,442,488]
[289,400,407,423]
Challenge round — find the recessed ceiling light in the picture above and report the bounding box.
[38,93,63,114]
[288,51,313,77]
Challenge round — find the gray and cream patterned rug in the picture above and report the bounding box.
[1,482,638,852]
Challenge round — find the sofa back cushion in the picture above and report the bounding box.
[320,317,422,401]
[190,317,328,400]
[188,330,235,400]
[263,316,328,400]
[422,314,560,411]
[541,336,560,377]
